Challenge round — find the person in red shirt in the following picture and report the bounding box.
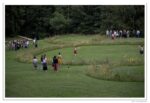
[74,47,77,56]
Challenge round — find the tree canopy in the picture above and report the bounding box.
[5,5,144,38]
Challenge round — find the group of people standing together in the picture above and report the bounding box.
[7,37,38,51]
[7,39,30,50]
[106,29,141,39]
[52,53,63,71]
[32,47,78,72]
[32,53,63,72]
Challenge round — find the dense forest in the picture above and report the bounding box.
[5,5,144,38]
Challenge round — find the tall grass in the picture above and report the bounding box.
[86,63,144,82]
[120,56,144,66]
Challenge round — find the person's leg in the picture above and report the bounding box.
[43,63,45,71]
[54,64,56,71]
[34,65,37,70]
[54,64,57,71]
[41,63,43,70]
[45,66,48,72]
[56,64,58,71]
[35,65,37,69]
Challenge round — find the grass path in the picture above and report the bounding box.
[6,57,144,97]
[5,35,144,97]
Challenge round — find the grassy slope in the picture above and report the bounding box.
[44,45,144,63]
[5,35,144,97]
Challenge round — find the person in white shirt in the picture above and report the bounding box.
[106,29,109,37]
[136,30,140,38]
[26,40,29,48]
[139,45,144,55]
[43,54,48,71]
[33,56,38,69]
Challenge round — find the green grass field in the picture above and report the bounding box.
[5,35,144,97]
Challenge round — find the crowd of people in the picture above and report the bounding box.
[32,47,79,72]
[6,38,38,51]
[105,29,144,55]
[7,39,30,50]
[106,29,141,39]
[33,52,63,72]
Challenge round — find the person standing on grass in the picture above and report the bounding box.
[33,38,36,45]
[106,29,109,37]
[139,45,144,55]
[111,31,115,40]
[136,30,140,38]
[127,30,130,38]
[26,40,29,48]
[33,37,38,48]
[52,56,58,71]
[74,47,77,56]
[123,29,127,38]
[57,52,63,66]
[119,30,123,37]
[24,40,28,48]
[35,40,38,48]
[116,30,119,38]
[33,56,38,69]
[43,54,48,72]
[40,55,44,69]
[12,41,15,50]
[109,30,112,37]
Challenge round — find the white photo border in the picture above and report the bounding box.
[1,0,149,103]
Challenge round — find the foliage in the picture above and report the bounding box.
[50,11,69,34]
[5,5,144,38]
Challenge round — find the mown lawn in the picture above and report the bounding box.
[44,45,144,64]
[5,35,144,97]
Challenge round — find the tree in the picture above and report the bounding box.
[50,11,69,34]
[5,5,144,38]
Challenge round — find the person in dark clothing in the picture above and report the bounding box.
[15,42,17,51]
[52,56,58,71]
[41,55,43,62]
[123,30,127,38]
[35,42,38,48]
[40,55,44,69]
